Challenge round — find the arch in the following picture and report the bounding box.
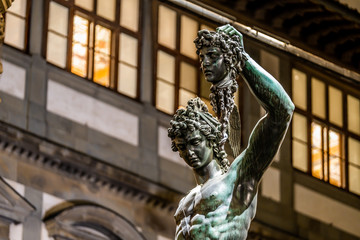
[43,204,145,240]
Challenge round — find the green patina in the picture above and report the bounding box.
[169,25,294,240]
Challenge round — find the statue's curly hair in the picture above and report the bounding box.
[194,29,245,80]
[194,29,245,151]
[168,98,230,172]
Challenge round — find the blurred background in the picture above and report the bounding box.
[0,0,359,239]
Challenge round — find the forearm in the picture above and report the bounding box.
[240,55,294,122]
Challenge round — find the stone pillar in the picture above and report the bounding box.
[27,0,47,136]
[139,0,154,104]
[22,187,42,240]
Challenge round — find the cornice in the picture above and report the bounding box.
[0,121,182,213]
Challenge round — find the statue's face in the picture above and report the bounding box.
[174,129,213,169]
[199,47,228,84]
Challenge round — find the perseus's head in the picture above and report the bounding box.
[168,98,229,172]
[194,29,243,84]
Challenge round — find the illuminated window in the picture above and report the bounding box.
[4,0,30,50]
[348,95,360,135]
[155,3,221,115]
[311,77,326,119]
[45,0,141,98]
[292,69,307,110]
[349,138,360,195]
[74,0,93,11]
[97,0,116,21]
[329,86,343,127]
[94,25,111,87]
[347,96,360,195]
[47,1,68,68]
[291,68,360,195]
[311,122,326,180]
[311,123,344,187]
[292,113,308,172]
[71,15,89,78]
[118,33,138,98]
[328,130,344,187]
[179,61,197,107]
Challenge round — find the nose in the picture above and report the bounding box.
[202,56,210,67]
[187,149,195,157]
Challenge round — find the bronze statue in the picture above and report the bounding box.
[168,25,294,239]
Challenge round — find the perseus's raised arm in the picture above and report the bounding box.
[221,25,294,185]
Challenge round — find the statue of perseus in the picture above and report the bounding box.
[168,24,294,239]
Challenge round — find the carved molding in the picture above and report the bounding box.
[44,205,145,240]
[0,177,35,223]
[0,121,181,213]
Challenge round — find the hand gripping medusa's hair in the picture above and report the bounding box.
[168,98,230,172]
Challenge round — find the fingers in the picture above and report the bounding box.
[217,24,243,39]
[229,29,237,35]
[217,24,232,33]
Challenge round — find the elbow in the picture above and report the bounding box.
[284,102,295,123]
[287,100,295,117]
[283,97,295,119]
[278,100,295,124]
[289,100,295,112]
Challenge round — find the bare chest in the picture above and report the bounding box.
[174,188,256,240]
[175,180,232,220]
[174,180,257,240]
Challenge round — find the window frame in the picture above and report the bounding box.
[291,62,360,194]
[153,1,220,115]
[43,0,142,100]
[3,0,32,52]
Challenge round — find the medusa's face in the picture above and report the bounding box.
[199,47,228,84]
[174,130,213,169]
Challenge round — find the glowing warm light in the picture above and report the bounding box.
[73,16,88,44]
[311,123,325,180]
[94,53,110,87]
[71,15,89,77]
[311,148,323,179]
[311,123,322,147]
[329,130,342,187]
[93,25,111,87]
[71,43,87,77]
[311,122,343,187]
[95,25,111,54]
[329,157,341,187]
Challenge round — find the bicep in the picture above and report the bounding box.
[231,114,289,182]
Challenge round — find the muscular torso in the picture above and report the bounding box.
[172,46,294,239]
[174,173,257,240]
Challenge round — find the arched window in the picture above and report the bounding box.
[0,178,35,239]
[44,204,145,240]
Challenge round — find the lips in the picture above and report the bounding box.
[189,157,200,166]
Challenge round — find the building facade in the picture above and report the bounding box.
[0,0,359,239]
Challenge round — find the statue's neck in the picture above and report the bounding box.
[194,160,222,185]
[212,73,233,90]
